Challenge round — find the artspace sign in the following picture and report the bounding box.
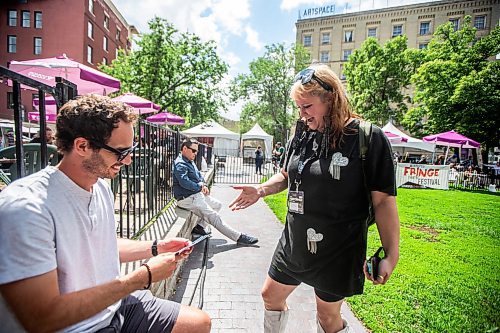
[300,5,336,19]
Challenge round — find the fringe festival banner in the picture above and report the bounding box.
[396,164,450,190]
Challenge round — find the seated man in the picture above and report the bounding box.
[173,138,258,245]
[0,95,211,333]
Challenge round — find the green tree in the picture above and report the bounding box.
[404,16,500,153]
[231,43,309,142]
[101,17,228,126]
[344,36,422,126]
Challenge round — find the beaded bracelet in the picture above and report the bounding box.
[141,263,152,289]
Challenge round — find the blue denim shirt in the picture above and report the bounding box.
[172,154,205,199]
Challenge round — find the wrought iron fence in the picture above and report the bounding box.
[448,170,499,191]
[114,120,212,238]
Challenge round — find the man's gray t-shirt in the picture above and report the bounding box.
[0,166,121,332]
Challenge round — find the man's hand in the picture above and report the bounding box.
[229,185,261,211]
[144,253,179,282]
[201,185,210,195]
[157,238,190,254]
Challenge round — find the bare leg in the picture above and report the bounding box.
[261,275,297,310]
[171,305,211,333]
[316,295,344,333]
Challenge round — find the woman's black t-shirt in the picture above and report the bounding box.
[271,119,396,297]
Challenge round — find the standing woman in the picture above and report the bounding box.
[255,146,264,175]
[230,64,400,333]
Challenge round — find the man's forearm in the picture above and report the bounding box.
[118,238,153,262]
[1,268,149,333]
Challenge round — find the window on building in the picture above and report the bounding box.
[303,35,312,47]
[89,0,94,13]
[419,22,430,35]
[7,92,14,109]
[88,21,93,38]
[342,49,352,61]
[104,15,109,30]
[102,57,108,65]
[34,37,42,55]
[321,32,330,45]
[8,10,17,26]
[116,28,121,41]
[22,11,30,28]
[116,48,119,59]
[344,30,353,42]
[392,25,403,37]
[367,27,377,38]
[449,18,460,31]
[87,45,93,64]
[474,15,486,30]
[320,51,329,63]
[103,36,108,51]
[340,64,346,80]
[8,35,17,53]
[35,11,42,29]
[419,43,428,50]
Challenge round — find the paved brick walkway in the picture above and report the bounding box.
[171,184,368,333]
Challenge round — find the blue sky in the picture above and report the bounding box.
[112,0,438,120]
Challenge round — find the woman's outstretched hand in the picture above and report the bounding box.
[229,185,261,211]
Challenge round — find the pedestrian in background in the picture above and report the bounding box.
[255,145,264,175]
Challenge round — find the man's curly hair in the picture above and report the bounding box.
[56,94,137,153]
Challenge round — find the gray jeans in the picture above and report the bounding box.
[177,192,241,241]
[96,290,180,333]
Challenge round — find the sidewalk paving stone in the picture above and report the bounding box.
[171,184,369,333]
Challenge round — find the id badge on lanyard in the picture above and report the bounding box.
[288,187,304,214]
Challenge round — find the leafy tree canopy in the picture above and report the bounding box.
[404,16,499,150]
[101,17,228,126]
[344,36,423,126]
[230,43,309,143]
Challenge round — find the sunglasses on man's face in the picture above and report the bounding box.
[294,68,333,92]
[188,147,198,154]
[91,140,138,162]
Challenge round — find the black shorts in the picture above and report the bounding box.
[268,264,344,303]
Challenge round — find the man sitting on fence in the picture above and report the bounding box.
[173,138,258,245]
[0,95,211,333]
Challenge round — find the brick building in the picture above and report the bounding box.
[295,0,500,79]
[0,0,137,120]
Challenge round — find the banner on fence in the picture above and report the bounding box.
[396,163,450,190]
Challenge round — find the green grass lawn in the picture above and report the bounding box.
[264,189,500,333]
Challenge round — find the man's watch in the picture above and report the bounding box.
[151,240,158,256]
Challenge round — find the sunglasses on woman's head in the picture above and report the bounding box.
[294,68,333,92]
[90,140,138,162]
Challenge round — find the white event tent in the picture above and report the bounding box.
[241,123,273,159]
[182,121,240,156]
[382,122,434,152]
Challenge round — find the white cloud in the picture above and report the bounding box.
[113,0,252,69]
[244,25,263,52]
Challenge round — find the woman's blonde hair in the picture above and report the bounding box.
[290,64,357,148]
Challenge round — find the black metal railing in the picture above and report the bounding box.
[0,66,76,177]
[114,120,212,238]
[448,170,499,191]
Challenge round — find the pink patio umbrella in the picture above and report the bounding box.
[9,54,120,95]
[111,93,160,114]
[423,130,480,149]
[423,130,480,162]
[146,111,185,125]
[384,131,408,144]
